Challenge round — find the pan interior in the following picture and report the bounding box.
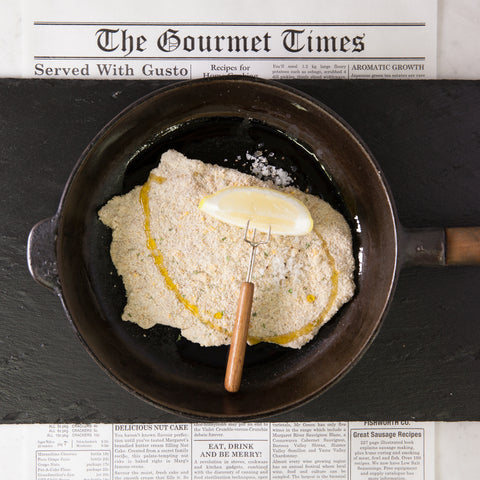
[84,116,354,377]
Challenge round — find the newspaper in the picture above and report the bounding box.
[25,0,437,80]
[0,421,434,479]
[5,2,439,478]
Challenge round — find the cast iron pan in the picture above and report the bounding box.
[27,77,480,420]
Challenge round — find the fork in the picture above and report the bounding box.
[224,221,271,393]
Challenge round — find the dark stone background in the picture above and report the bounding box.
[1,79,479,423]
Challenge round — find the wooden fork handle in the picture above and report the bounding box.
[225,282,254,393]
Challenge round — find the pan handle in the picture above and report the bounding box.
[445,227,480,265]
[400,226,480,267]
[27,216,60,291]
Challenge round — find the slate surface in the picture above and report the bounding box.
[1,79,479,423]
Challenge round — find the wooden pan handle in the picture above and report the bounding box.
[225,282,254,393]
[446,227,480,265]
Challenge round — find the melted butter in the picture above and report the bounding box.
[140,173,340,346]
[140,174,223,331]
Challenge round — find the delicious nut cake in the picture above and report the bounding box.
[99,149,355,348]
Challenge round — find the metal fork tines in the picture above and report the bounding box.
[243,220,271,283]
